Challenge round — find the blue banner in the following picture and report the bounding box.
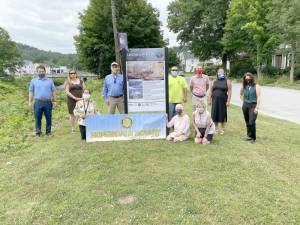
[85,113,167,142]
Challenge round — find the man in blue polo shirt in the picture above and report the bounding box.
[29,65,56,137]
[102,62,124,114]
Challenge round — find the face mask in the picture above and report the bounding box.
[82,93,90,100]
[38,73,45,78]
[195,67,203,77]
[217,72,225,80]
[246,79,252,85]
[176,109,182,115]
[171,71,178,77]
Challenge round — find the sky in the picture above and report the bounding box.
[0,0,177,54]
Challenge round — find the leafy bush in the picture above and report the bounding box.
[53,78,65,86]
[261,65,282,76]
[282,67,291,75]
[295,67,300,80]
[203,65,220,77]
[229,59,256,78]
[0,77,101,154]
[0,78,66,154]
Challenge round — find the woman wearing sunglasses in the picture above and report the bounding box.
[64,70,86,132]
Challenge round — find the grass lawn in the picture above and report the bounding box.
[256,76,300,90]
[1,80,300,224]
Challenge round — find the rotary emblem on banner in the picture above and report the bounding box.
[121,117,133,129]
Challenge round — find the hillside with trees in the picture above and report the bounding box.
[17,43,78,69]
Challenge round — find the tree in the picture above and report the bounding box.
[267,0,300,82]
[0,27,21,75]
[75,0,165,77]
[222,0,278,78]
[167,0,230,67]
[168,48,180,68]
[17,43,78,69]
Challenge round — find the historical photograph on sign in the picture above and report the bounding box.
[128,80,143,89]
[127,61,164,80]
[128,80,143,99]
[129,88,143,99]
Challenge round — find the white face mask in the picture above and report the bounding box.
[82,93,90,100]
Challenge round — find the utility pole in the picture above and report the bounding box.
[111,0,121,65]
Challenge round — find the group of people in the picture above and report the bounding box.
[165,65,261,144]
[28,62,126,140]
[28,63,261,144]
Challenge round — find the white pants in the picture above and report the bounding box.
[166,132,188,142]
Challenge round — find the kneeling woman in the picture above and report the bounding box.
[192,102,216,145]
[166,104,190,142]
[73,89,97,140]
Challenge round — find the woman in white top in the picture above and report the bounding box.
[166,104,190,142]
[73,89,97,140]
[192,101,215,145]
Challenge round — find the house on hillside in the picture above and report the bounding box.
[15,60,51,75]
[51,66,68,74]
[178,51,222,72]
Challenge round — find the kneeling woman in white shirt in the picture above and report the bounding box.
[166,104,190,142]
[193,101,215,145]
[73,89,97,140]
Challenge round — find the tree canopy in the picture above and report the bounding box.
[75,0,165,77]
[0,27,21,75]
[17,43,78,69]
[267,0,300,81]
[168,0,230,66]
[222,0,278,77]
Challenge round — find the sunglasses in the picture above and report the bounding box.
[69,73,76,75]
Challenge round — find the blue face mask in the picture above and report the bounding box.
[217,72,225,80]
[171,71,178,77]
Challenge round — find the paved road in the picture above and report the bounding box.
[231,82,300,124]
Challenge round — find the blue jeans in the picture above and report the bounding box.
[34,101,52,135]
[169,103,180,120]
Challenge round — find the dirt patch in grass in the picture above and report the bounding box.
[118,194,137,205]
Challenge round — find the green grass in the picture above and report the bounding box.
[0,77,68,153]
[257,76,300,90]
[1,79,300,224]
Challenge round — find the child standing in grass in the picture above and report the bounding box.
[73,89,97,140]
